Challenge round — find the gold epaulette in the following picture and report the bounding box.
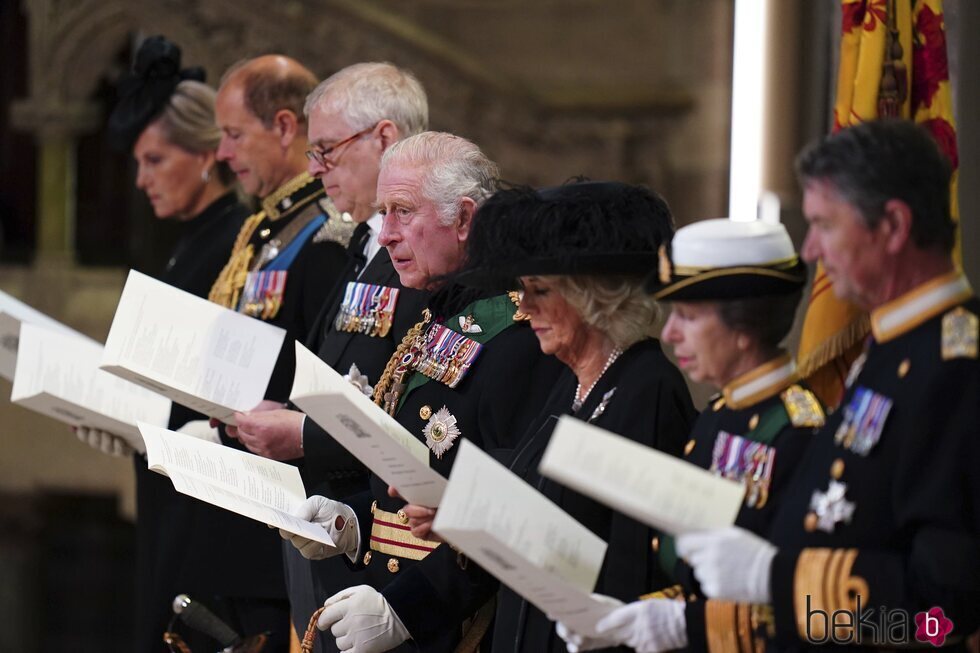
[941,306,978,360]
[208,211,266,309]
[779,384,825,428]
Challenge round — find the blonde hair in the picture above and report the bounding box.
[554,275,661,350]
[156,80,232,184]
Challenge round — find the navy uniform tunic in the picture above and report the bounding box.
[670,355,823,653]
[697,273,980,652]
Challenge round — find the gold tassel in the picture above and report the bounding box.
[208,212,265,308]
[796,314,870,378]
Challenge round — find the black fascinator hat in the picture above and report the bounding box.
[106,35,206,151]
[457,180,675,292]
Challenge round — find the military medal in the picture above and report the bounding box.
[423,406,460,458]
[833,386,892,456]
[334,282,400,337]
[414,322,484,388]
[808,479,856,533]
[710,430,776,508]
[458,315,482,334]
[238,269,287,320]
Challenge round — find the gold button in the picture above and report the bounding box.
[419,405,433,420]
[370,500,378,515]
[898,359,910,378]
[397,509,409,524]
[387,558,400,573]
[748,414,760,430]
[259,228,271,239]
[683,439,696,456]
[712,397,725,412]
[830,458,845,480]
[804,512,818,532]
[363,551,372,566]
[651,536,660,552]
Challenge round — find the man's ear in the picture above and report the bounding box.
[273,109,300,148]
[456,197,478,243]
[878,198,914,254]
[376,120,402,153]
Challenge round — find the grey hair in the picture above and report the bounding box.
[157,80,233,185]
[304,62,428,137]
[554,275,661,350]
[379,131,499,224]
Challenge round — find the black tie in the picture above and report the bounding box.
[349,221,371,276]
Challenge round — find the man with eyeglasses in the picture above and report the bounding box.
[228,62,431,650]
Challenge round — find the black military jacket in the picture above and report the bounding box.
[339,285,564,653]
[673,355,823,653]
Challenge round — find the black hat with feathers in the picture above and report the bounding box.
[107,35,205,151]
[457,180,675,292]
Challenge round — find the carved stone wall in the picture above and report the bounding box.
[1,0,736,509]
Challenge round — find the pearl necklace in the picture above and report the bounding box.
[572,347,623,412]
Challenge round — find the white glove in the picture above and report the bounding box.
[280,495,360,561]
[176,419,221,444]
[594,598,688,653]
[76,426,137,457]
[344,363,374,397]
[676,526,777,603]
[555,594,623,652]
[317,585,410,652]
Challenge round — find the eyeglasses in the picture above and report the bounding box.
[305,123,378,169]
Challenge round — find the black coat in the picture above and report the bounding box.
[376,338,696,653]
[134,192,248,652]
[339,288,565,653]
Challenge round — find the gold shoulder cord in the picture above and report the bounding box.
[208,211,266,308]
[372,309,432,414]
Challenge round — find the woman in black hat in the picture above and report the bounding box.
[83,36,287,652]
[396,181,697,652]
[558,218,823,653]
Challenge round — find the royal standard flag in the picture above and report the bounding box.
[797,0,959,408]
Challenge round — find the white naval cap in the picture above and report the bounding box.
[647,218,806,300]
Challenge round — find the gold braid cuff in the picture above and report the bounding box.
[705,601,767,653]
[208,211,265,308]
[793,548,868,642]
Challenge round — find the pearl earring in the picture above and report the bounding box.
[201,167,211,183]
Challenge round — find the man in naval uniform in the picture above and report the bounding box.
[192,54,352,648]
[278,131,563,653]
[228,63,431,649]
[660,120,980,652]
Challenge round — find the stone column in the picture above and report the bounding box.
[9,99,101,266]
